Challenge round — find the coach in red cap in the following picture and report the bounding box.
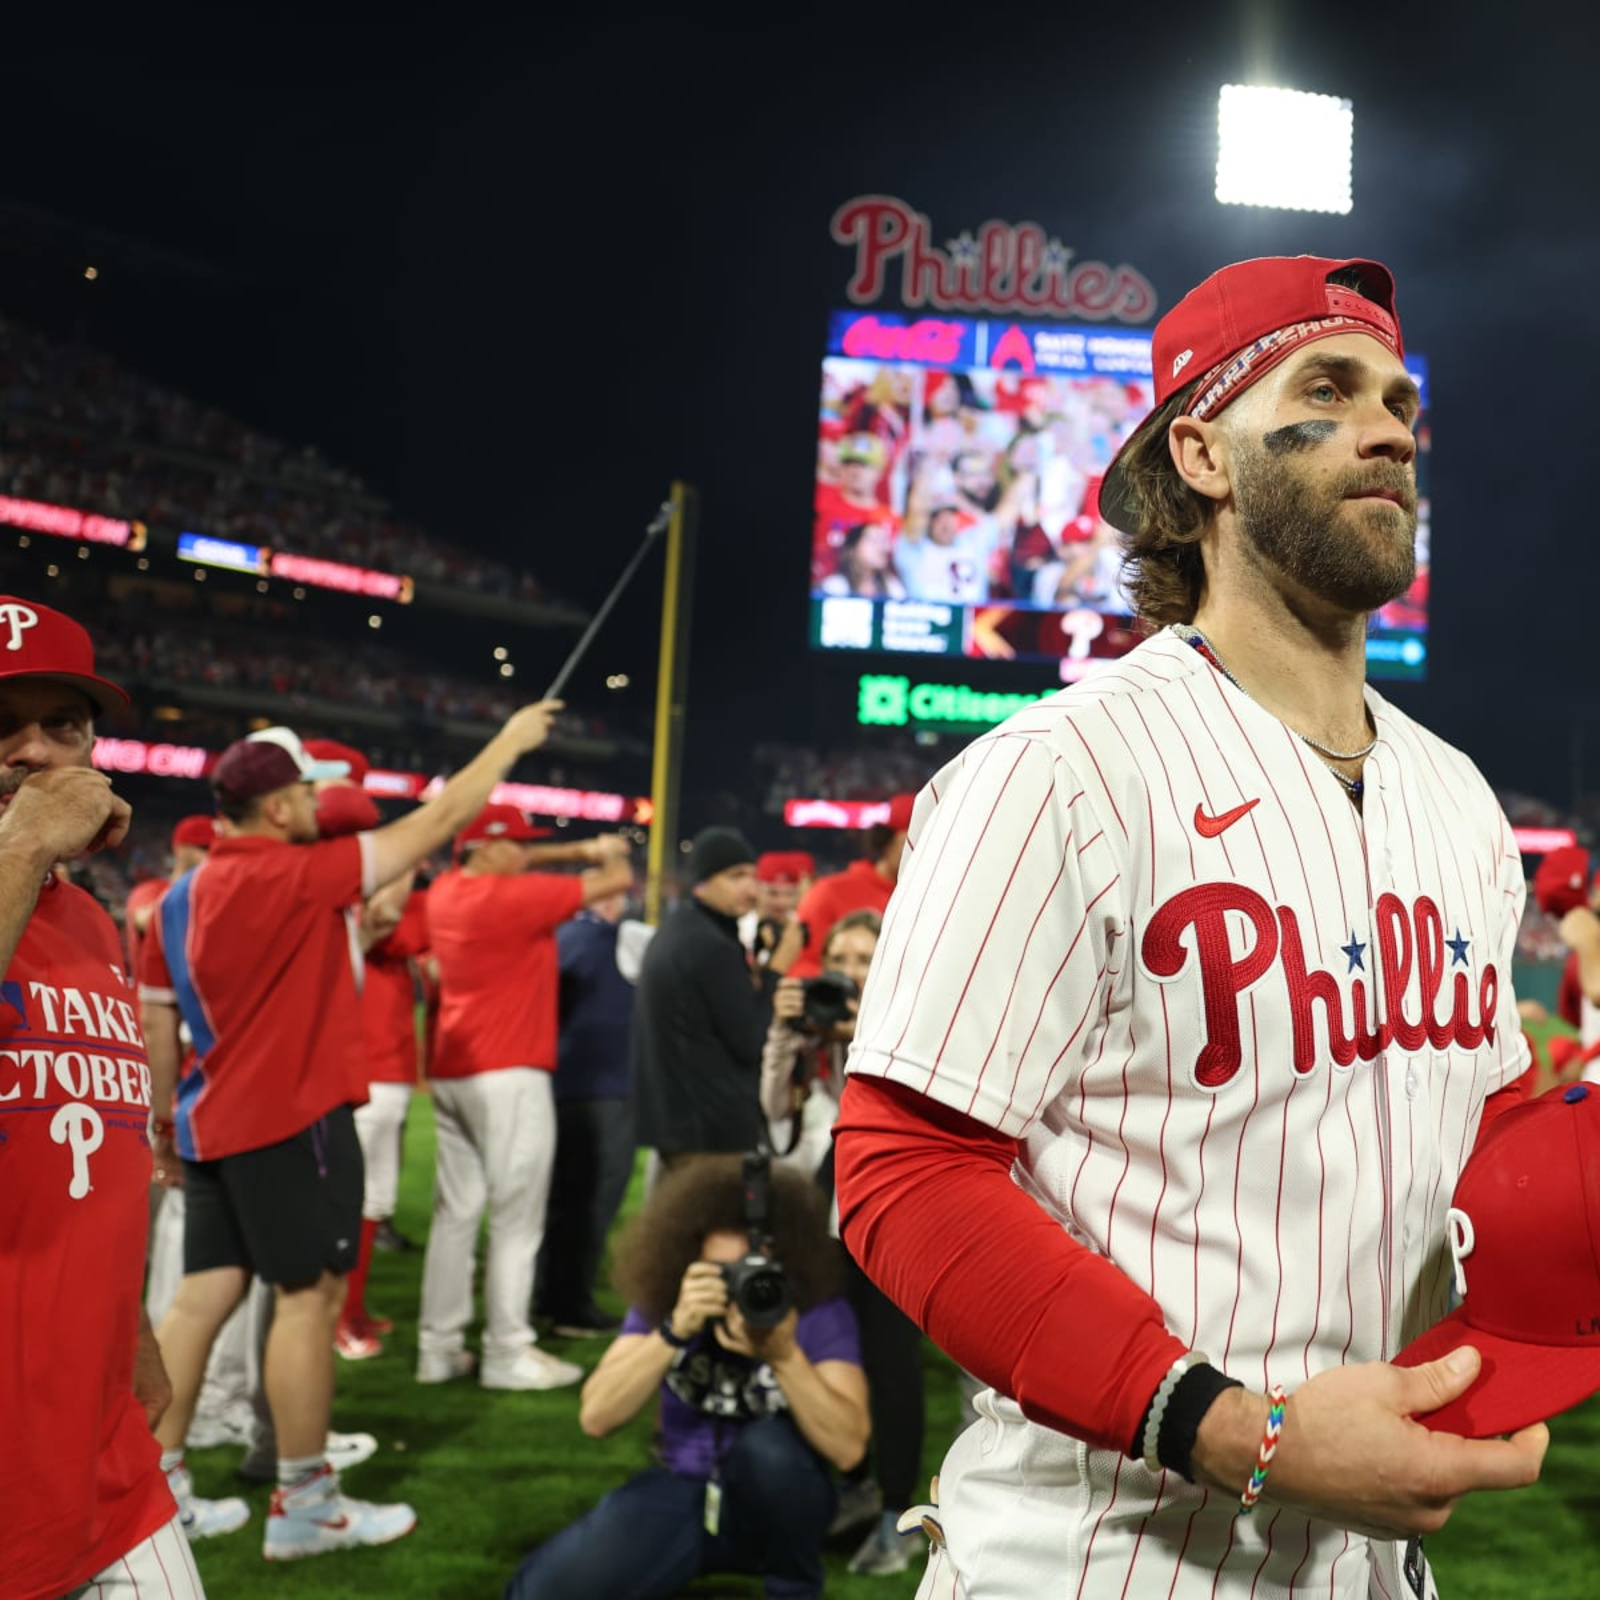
[834,258,1547,1599]
[784,797,911,978]
[0,597,215,1595]
[419,805,632,1390]
[139,701,568,1561]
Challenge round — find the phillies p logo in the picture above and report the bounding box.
[0,603,38,652]
[50,1103,105,1199]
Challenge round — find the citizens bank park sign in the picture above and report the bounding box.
[832,195,1156,323]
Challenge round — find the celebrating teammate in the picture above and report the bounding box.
[0,596,208,1598]
[140,702,567,1561]
[834,257,1546,1597]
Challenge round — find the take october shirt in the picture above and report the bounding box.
[140,832,374,1160]
[1,878,175,1600]
[427,869,585,1077]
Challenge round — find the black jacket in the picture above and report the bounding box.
[632,899,774,1155]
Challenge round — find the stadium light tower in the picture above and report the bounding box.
[1215,85,1353,214]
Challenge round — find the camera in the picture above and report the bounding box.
[719,1153,793,1329]
[794,970,859,1031]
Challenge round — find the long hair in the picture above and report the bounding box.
[1114,382,1211,628]
[611,1155,842,1323]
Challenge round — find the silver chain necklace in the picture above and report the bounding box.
[1172,624,1374,796]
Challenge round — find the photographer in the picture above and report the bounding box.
[761,910,881,1181]
[503,1156,867,1600]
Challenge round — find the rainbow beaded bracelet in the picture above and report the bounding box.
[1238,1383,1287,1516]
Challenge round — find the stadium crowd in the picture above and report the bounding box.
[0,313,551,601]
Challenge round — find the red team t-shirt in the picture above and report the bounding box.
[363,888,429,1085]
[788,858,897,977]
[1,878,175,1600]
[426,870,585,1077]
[139,832,374,1160]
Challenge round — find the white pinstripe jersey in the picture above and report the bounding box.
[848,628,1527,1599]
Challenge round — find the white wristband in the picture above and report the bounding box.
[1140,1351,1208,1472]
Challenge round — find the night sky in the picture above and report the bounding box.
[1,13,1590,803]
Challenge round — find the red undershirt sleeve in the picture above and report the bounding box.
[834,1074,1185,1457]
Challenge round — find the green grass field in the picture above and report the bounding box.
[179,1093,1600,1598]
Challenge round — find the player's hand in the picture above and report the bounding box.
[0,767,132,860]
[150,1127,183,1190]
[586,832,631,865]
[666,1261,729,1342]
[502,700,565,755]
[716,1304,799,1364]
[1192,1348,1547,1540]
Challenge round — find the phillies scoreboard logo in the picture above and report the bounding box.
[832,195,1157,323]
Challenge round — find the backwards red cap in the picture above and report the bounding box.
[1099,256,1404,535]
[1393,1083,1600,1437]
[757,852,802,885]
[886,793,916,834]
[0,595,127,714]
[456,802,553,851]
[1534,845,1592,919]
[303,738,370,787]
[170,814,218,851]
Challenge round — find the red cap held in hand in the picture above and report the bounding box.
[1393,1082,1600,1437]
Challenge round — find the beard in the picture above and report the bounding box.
[1231,436,1418,613]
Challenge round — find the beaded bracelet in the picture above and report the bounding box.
[1238,1384,1287,1516]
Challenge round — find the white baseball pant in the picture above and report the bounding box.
[354,1081,413,1220]
[419,1068,556,1363]
[62,1514,206,1598]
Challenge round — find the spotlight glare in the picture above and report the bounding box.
[1215,84,1353,214]
[499,662,514,678]
[368,614,382,629]
[493,646,508,661]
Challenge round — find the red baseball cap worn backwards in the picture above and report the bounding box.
[757,852,802,885]
[1393,1082,1600,1437]
[885,793,916,834]
[0,595,128,713]
[303,739,370,787]
[1098,256,1404,536]
[456,802,554,851]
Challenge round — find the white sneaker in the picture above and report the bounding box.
[167,1464,251,1542]
[415,1346,476,1385]
[480,1345,584,1391]
[263,1465,416,1561]
[186,1397,256,1451]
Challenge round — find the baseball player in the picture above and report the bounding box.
[0,595,209,1599]
[418,806,632,1389]
[834,257,1546,1599]
[140,703,566,1561]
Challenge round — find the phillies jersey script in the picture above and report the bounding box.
[1,878,175,1600]
[848,630,1526,1599]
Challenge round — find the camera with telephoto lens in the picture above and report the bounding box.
[719,1152,793,1329]
[795,970,859,1031]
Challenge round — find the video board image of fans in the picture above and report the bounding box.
[809,311,1431,681]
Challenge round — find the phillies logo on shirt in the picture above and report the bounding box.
[0,602,38,651]
[1140,884,1498,1088]
[0,979,152,1199]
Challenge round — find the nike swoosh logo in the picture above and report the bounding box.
[317,1515,350,1530]
[1194,798,1260,838]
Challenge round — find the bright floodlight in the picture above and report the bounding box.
[1215,85,1353,214]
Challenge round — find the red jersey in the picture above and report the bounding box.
[139,833,372,1161]
[812,486,900,585]
[363,889,429,1085]
[1,878,174,1600]
[427,869,585,1077]
[121,876,166,979]
[789,859,896,977]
